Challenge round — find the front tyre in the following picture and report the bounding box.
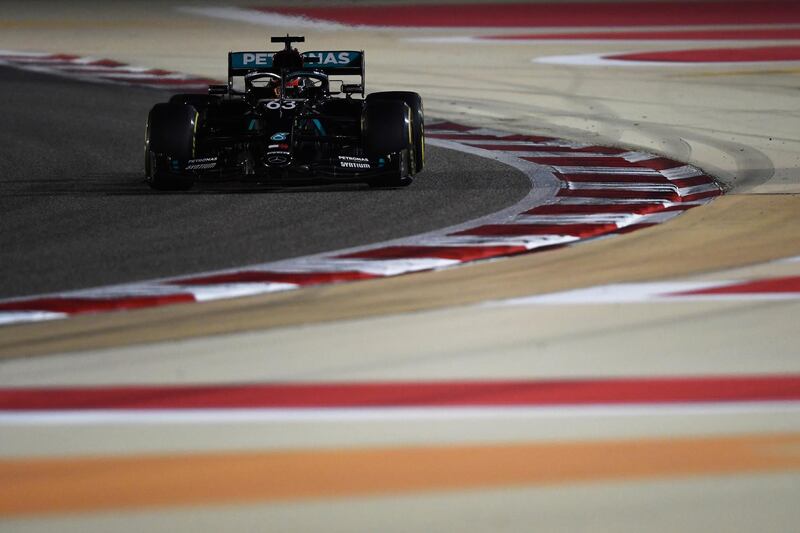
[363,99,413,188]
[144,103,197,191]
[367,91,424,174]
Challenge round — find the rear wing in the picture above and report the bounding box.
[228,50,365,85]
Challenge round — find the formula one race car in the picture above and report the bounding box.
[144,35,424,190]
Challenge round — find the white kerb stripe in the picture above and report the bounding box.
[0,311,67,325]
[2,402,800,425]
[179,282,298,302]
[565,182,677,191]
[678,183,721,195]
[662,165,706,180]
[420,235,579,249]
[553,166,661,175]
[270,257,462,276]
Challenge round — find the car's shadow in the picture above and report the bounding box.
[1,173,378,196]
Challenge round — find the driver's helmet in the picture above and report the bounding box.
[283,77,303,98]
[285,75,325,100]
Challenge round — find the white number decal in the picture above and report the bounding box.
[265,100,297,110]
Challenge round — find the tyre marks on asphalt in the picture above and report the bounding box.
[0,121,721,325]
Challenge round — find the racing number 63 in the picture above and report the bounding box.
[265,100,296,110]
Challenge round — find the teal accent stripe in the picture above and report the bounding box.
[312,119,326,136]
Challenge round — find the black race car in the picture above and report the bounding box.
[144,35,424,190]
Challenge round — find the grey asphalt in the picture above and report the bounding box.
[0,66,531,299]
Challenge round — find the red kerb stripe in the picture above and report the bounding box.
[45,54,80,61]
[426,134,554,143]
[2,375,798,410]
[481,28,800,41]
[558,189,681,201]
[170,270,377,286]
[550,157,681,171]
[524,157,642,167]
[524,203,666,215]
[673,176,715,188]
[558,173,669,184]
[452,223,616,238]
[87,59,128,67]
[258,2,800,28]
[470,144,623,154]
[671,275,800,296]
[661,204,700,211]
[608,45,800,63]
[0,294,195,314]
[337,245,527,261]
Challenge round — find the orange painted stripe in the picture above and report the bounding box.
[2,433,800,516]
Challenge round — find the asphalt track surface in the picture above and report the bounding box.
[0,66,530,299]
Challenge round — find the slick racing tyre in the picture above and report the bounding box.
[367,91,424,174]
[144,103,197,191]
[363,99,413,187]
[363,99,411,157]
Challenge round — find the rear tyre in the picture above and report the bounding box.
[144,103,197,191]
[367,91,424,174]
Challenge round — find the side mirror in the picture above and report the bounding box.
[208,84,228,95]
